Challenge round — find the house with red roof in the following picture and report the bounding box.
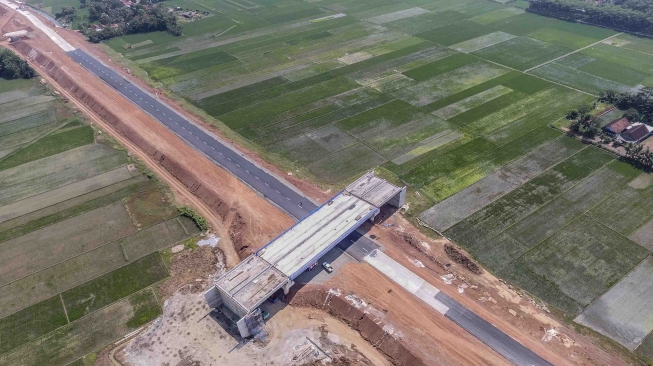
[603,117,653,143]
[602,117,630,136]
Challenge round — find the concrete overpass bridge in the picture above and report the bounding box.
[205,172,405,338]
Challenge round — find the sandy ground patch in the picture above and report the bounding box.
[118,292,389,366]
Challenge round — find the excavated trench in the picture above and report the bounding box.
[290,287,427,366]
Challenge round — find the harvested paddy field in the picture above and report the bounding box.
[64,0,653,360]
[0,76,200,365]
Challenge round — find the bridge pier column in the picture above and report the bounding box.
[282,280,295,295]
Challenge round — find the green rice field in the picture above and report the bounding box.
[97,0,649,189]
[0,75,200,364]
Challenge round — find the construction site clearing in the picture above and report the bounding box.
[207,173,405,339]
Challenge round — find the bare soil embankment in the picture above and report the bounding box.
[8,37,293,268]
[290,287,426,366]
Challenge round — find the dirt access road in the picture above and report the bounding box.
[0,5,635,365]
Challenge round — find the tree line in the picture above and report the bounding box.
[566,102,601,137]
[566,87,652,138]
[599,87,653,123]
[529,0,653,35]
[564,87,653,169]
[54,6,77,24]
[79,0,181,43]
[0,49,35,79]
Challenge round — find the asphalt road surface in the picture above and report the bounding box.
[68,49,312,220]
[435,292,552,366]
[68,48,549,366]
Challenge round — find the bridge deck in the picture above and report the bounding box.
[258,192,377,278]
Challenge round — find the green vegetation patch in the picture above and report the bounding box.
[637,327,653,360]
[416,21,496,46]
[129,47,181,61]
[308,143,386,184]
[0,201,137,286]
[199,73,336,117]
[445,144,609,262]
[589,174,653,235]
[402,53,476,81]
[122,187,178,228]
[0,110,57,137]
[448,90,527,128]
[195,76,288,108]
[469,7,524,25]
[0,217,195,319]
[451,31,517,53]
[527,28,597,49]
[505,160,640,249]
[384,10,470,34]
[0,295,67,354]
[0,290,160,366]
[346,107,450,160]
[143,49,237,80]
[457,87,571,135]
[434,85,513,119]
[0,178,151,244]
[473,36,571,71]
[61,253,168,321]
[485,89,593,145]
[489,12,551,35]
[576,257,653,352]
[0,78,33,93]
[492,11,615,39]
[394,62,510,107]
[420,126,562,201]
[615,34,653,55]
[219,77,358,130]
[401,137,497,187]
[0,125,94,171]
[530,59,631,95]
[337,99,410,130]
[330,41,436,76]
[578,59,649,87]
[261,7,324,24]
[259,93,394,146]
[581,43,653,75]
[422,71,527,111]
[517,215,649,308]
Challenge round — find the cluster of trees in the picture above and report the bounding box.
[599,87,653,123]
[0,49,35,79]
[79,0,181,43]
[567,103,601,137]
[54,6,77,24]
[529,0,653,35]
[623,142,653,168]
